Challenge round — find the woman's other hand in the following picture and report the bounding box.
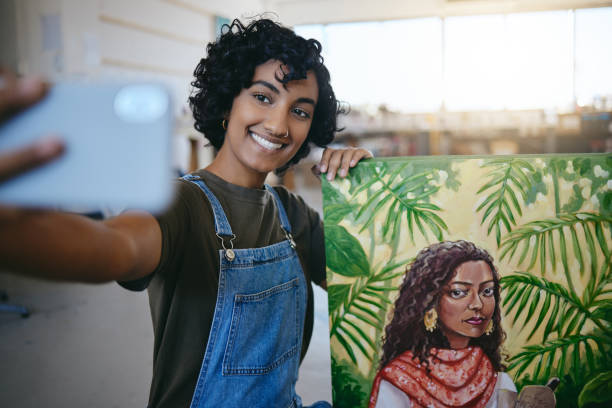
[313,147,373,181]
[0,70,64,183]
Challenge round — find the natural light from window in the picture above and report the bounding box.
[295,7,611,114]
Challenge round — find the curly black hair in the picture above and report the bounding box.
[378,240,507,372]
[189,17,343,173]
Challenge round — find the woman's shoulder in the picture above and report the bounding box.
[496,372,517,392]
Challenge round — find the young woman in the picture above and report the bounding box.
[0,18,371,408]
[369,240,516,408]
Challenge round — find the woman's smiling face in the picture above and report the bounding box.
[437,260,496,349]
[215,59,318,187]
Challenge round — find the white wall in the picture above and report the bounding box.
[267,0,612,25]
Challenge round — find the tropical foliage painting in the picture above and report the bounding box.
[322,154,611,408]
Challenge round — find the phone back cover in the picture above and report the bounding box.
[0,82,174,213]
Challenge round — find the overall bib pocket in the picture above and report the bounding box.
[223,277,300,375]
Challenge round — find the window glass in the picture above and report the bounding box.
[444,14,506,111]
[504,10,573,110]
[575,7,612,108]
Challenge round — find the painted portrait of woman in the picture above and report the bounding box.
[369,240,516,408]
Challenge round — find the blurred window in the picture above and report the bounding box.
[444,14,506,111]
[296,18,443,113]
[296,7,611,113]
[503,11,573,110]
[575,7,612,109]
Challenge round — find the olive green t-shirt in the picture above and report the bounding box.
[120,169,326,408]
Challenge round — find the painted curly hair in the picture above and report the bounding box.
[189,17,343,173]
[379,240,506,372]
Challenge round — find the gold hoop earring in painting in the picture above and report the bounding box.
[222,119,227,130]
[424,308,438,332]
[485,320,494,335]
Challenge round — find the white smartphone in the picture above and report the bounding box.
[0,81,175,213]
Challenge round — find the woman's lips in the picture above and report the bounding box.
[465,317,485,325]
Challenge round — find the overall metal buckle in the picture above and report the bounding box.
[216,233,237,261]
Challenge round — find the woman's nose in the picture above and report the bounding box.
[468,292,483,310]
[263,108,288,137]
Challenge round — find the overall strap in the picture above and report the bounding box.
[264,184,297,249]
[181,175,233,236]
[264,184,292,233]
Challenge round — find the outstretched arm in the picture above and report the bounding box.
[0,209,161,283]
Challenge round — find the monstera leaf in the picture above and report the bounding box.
[325,224,370,277]
[578,371,612,408]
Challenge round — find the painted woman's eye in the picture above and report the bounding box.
[482,287,495,297]
[449,289,467,299]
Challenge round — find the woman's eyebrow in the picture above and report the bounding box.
[251,80,279,94]
[296,97,316,106]
[449,281,472,286]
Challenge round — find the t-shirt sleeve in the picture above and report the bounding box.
[117,179,194,291]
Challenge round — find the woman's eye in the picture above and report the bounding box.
[254,93,271,103]
[482,287,495,297]
[449,289,467,298]
[293,108,311,119]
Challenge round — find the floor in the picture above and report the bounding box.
[0,171,332,407]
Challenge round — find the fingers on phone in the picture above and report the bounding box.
[0,70,48,118]
[0,137,64,183]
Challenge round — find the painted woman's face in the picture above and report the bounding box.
[437,260,496,349]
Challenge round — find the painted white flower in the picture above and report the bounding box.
[406,192,416,200]
[566,161,574,174]
[607,179,612,190]
[438,170,448,183]
[535,158,546,168]
[582,187,591,199]
[591,195,600,207]
[536,192,547,203]
[543,174,553,184]
[594,165,609,178]
[560,179,573,191]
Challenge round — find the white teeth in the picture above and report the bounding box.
[250,132,282,150]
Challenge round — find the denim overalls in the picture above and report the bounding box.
[183,175,329,408]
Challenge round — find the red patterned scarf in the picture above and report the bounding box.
[369,347,497,408]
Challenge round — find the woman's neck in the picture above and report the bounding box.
[205,159,267,189]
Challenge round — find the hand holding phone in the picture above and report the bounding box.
[0,71,65,183]
[0,78,174,213]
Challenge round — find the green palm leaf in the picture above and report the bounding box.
[508,335,604,382]
[499,212,612,293]
[355,164,448,245]
[476,158,536,246]
[330,260,410,364]
[501,272,589,341]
